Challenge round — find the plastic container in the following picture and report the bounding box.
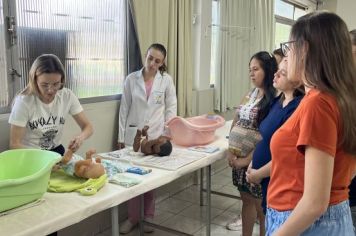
[166,114,225,146]
[0,149,61,212]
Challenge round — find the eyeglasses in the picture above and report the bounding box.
[38,82,63,90]
[280,40,296,57]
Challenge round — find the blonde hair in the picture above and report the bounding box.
[21,54,65,96]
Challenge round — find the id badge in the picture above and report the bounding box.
[152,91,164,104]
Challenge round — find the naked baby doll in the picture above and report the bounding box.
[61,149,105,179]
[133,126,172,156]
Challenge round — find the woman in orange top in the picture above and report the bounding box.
[266,12,356,236]
[349,29,356,229]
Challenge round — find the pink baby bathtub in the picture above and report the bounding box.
[166,114,225,146]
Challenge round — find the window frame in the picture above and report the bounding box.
[274,0,312,49]
[0,0,132,114]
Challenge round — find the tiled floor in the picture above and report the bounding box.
[104,165,260,236]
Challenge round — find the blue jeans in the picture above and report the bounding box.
[351,206,356,229]
[266,200,355,236]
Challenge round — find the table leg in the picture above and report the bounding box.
[200,168,204,206]
[139,194,144,236]
[111,206,119,236]
[206,165,211,236]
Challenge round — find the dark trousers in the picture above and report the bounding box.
[50,144,65,156]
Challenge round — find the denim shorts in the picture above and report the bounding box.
[266,200,355,236]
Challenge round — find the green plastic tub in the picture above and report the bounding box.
[0,149,61,212]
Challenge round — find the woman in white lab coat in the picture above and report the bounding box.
[118,43,177,234]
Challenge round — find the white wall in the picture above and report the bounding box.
[320,0,356,30]
[336,0,356,30]
[319,0,337,12]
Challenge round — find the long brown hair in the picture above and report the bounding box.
[21,54,65,96]
[290,11,356,154]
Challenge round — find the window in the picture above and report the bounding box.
[0,0,127,114]
[274,0,309,48]
[275,22,292,49]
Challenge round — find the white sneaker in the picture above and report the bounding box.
[144,225,154,233]
[119,219,136,234]
[226,216,260,231]
[226,216,242,231]
[119,219,155,234]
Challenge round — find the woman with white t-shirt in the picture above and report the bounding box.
[9,54,93,155]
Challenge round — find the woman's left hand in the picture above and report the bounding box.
[246,167,262,184]
[52,164,61,171]
[227,151,236,167]
[68,135,84,152]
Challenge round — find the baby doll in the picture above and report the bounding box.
[61,149,129,179]
[61,149,105,179]
[133,126,172,156]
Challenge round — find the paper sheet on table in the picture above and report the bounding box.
[97,147,208,171]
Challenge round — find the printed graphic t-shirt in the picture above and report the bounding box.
[9,88,83,150]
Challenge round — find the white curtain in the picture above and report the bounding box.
[214,0,275,112]
[130,0,193,117]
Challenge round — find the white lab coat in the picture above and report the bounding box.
[118,69,177,145]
